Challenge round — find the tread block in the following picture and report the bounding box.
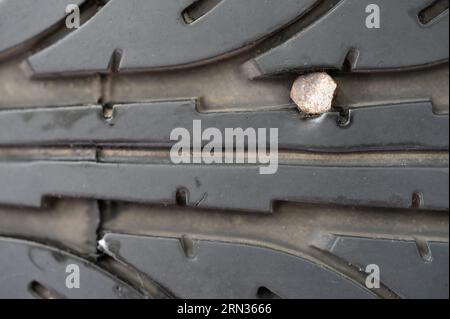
[0,161,447,211]
[245,0,449,77]
[0,101,447,152]
[0,238,142,299]
[0,0,85,59]
[330,236,449,299]
[26,0,317,75]
[100,233,375,299]
[100,233,450,298]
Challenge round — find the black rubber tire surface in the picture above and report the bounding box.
[0,0,448,299]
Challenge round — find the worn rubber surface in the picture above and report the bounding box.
[245,0,450,77]
[27,0,319,75]
[1,0,444,76]
[0,1,448,299]
[99,202,449,299]
[0,101,448,152]
[1,162,448,211]
[99,233,449,299]
[0,237,142,299]
[0,0,85,59]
